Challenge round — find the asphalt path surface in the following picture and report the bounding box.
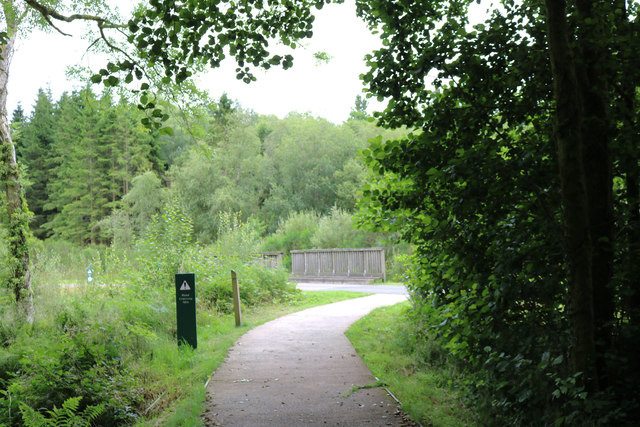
[203,292,414,426]
[295,283,409,295]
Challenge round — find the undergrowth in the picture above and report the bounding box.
[0,280,364,426]
[0,209,368,426]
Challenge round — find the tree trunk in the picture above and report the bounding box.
[0,29,34,322]
[573,0,615,389]
[616,0,640,333]
[625,158,640,324]
[544,0,598,388]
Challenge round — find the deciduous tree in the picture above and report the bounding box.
[357,0,639,422]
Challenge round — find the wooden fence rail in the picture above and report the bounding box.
[290,248,386,282]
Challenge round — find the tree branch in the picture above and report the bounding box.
[41,12,71,36]
[24,0,125,29]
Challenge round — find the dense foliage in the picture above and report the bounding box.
[16,89,160,244]
[12,89,403,246]
[357,0,639,424]
[5,0,636,424]
[0,208,298,426]
[0,82,414,424]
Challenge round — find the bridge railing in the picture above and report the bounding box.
[257,251,284,269]
[290,248,386,282]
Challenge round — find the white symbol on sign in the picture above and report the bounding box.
[180,280,191,291]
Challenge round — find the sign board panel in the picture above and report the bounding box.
[175,273,197,348]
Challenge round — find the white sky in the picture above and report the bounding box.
[7,0,383,124]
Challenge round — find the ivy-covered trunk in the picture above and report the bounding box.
[0,27,34,322]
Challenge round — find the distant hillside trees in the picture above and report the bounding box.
[12,91,403,246]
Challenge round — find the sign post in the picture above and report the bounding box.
[175,273,197,348]
[86,265,93,284]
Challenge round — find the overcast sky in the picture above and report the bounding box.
[8,0,383,124]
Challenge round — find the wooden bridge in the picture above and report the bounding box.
[290,247,386,284]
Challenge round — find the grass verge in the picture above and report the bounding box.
[138,290,370,426]
[346,301,476,427]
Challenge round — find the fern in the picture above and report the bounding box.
[17,403,47,427]
[19,396,105,427]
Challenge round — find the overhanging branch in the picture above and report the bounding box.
[24,0,138,75]
[24,0,125,29]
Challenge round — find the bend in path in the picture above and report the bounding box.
[203,293,413,426]
[295,283,408,295]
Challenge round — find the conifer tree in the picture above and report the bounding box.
[16,89,56,238]
[11,103,25,125]
[44,90,158,244]
[97,98,155,241]
[9,103,25,160]
[45,90,107,244]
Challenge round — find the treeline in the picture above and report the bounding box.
[0,89,408,424]
[12,88,161,244]
[12,89,402,248]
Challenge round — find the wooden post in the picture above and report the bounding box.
[332,251,335,276]
[304,252,307,275]
[231,270,242,327]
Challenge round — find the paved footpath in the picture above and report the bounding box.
[203,293,413,426]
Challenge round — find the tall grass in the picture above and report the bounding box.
[0,206,376,425]
[0,232,367,425]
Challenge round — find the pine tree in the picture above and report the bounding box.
[10,103,26,159]
[45,90,158,244]
[11,103,25,124]
[17,89,56,238]
[97,98,154,241]
[348,95,369,121]
[45,90,104,244]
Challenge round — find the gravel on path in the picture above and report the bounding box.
[203,294,414,426]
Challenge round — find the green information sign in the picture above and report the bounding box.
[175,273,197,348]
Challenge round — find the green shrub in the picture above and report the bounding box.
[135,203,194,288]
[214,211,263,259]
[385,245,414,282]
[262,211,319,267]
[182,244,297,314]
[2,294,144,426]
[310,206,377,249]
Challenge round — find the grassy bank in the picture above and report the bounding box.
[346,301,476,427]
